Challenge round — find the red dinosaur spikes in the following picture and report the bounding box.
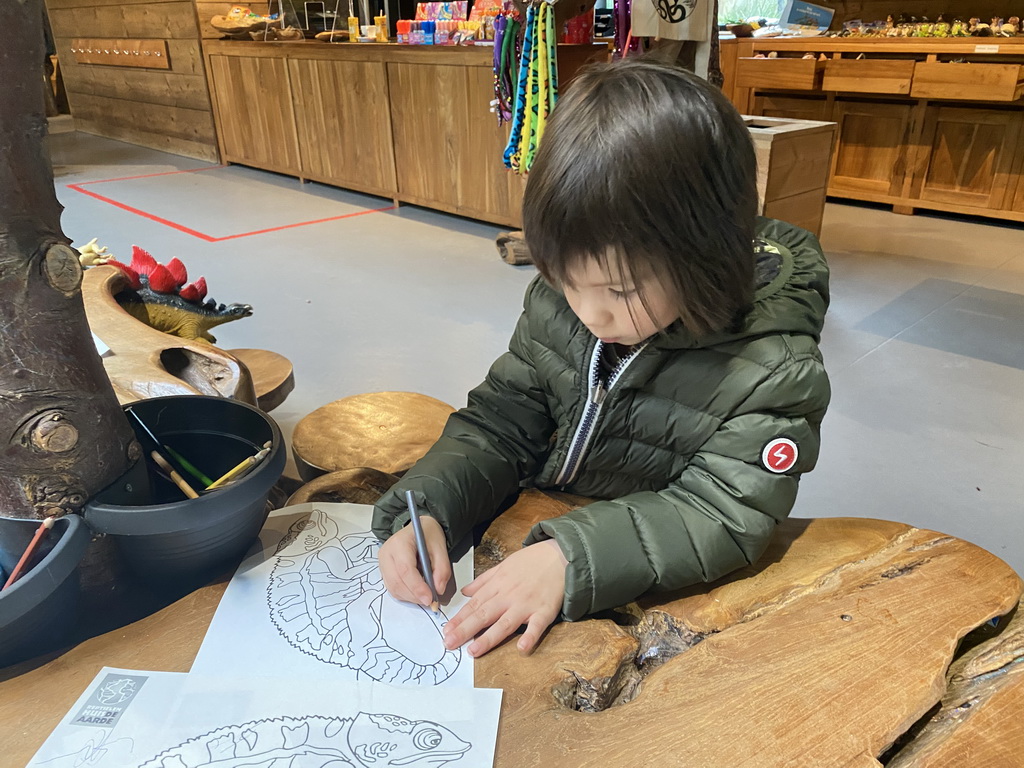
[130,245,159,277]
[110,246,209,305]
[105,260,142,290]
[147,264,178,294]
[179,276,208,303]
[165,257,188,287]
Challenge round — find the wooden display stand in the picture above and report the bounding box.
[721,37,1024,224]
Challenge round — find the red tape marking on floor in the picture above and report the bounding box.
[67,166,396,241]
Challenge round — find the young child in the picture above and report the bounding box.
[373,58,830,659]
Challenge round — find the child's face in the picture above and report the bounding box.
[560,253,679,346]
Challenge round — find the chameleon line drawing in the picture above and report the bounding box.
[139,713,472,768]
[267,509,462,685]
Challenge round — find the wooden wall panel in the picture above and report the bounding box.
[49,2,202,39]
[71,93,217,154]
[45,0,218,161]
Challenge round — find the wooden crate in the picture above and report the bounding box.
[744,115,836,237]
[911,62,1024,102]
[822,58,915,95]
[736,57,824,91]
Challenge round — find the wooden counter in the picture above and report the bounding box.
[721,37,1024,224]
[202,40,607,227]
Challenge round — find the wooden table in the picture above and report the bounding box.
[3,490,1021,767]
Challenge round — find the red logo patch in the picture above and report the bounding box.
[761,438,798,473]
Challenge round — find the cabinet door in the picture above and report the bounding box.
[288,58,397,198]
[756,94,830,122]
[206,54,301,176]
[829,100,912,197]
[913,106,1022,210]
[388,61,521,227]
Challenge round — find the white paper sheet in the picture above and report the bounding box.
[26,666,502,768]
[191,503,475,687]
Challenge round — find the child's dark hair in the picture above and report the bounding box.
[523,58,759,338]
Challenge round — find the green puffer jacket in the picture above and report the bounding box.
[373,217,830,621]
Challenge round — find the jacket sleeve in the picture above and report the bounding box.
[372,281,557,549]
[524,349,830,621]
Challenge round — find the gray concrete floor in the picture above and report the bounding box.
[49,132,1024,578]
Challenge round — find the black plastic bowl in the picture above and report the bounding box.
[83,396,285,585]
[0,514,89,668]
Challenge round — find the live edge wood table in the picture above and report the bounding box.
[2,489,1021,767]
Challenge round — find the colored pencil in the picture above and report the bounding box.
[2,517,56,590]
[126,408,211,487]
[150,451,199,499]
[205,442,271,491]
[405,490,440,613]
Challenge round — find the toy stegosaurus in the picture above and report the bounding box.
[107,246,253,343]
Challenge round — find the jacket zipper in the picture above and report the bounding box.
[555,339,649,487]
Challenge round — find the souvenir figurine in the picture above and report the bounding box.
[968,17,980,32]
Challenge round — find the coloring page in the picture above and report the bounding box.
[191,503,475,687]
[26,667,502,768]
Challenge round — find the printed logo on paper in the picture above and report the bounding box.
[761,438,798,474]
[72,673,148,728]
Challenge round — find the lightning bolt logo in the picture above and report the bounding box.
[762,438,797,474]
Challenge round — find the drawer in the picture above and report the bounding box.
[736,57,824,91]
[911,62,1024,102]
[823,59,915,95]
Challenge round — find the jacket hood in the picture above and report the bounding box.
[653,217,830,351]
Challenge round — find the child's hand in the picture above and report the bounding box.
[378,515,451,607]
[443,539,567,658]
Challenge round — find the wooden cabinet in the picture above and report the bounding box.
[757,94,831,122]
[912,106,1022,210]
[203,41,607,227]
[288,58,396,198]
[822,59,915,95]
[722,37,1024,223]
[830,100,914,198]
[911,63,1024,102]
[388,61,521,226]
[207,53,301,176]
[736,57,824,91]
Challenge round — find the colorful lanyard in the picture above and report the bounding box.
[492,13,520,125]
[503,1,558,174]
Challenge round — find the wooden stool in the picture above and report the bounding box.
[227,348,294,412]
[285,467,400,506]
[290,392,455,482]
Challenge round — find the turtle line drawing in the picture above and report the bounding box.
[139,713,472,768]
[267,509,462,685]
